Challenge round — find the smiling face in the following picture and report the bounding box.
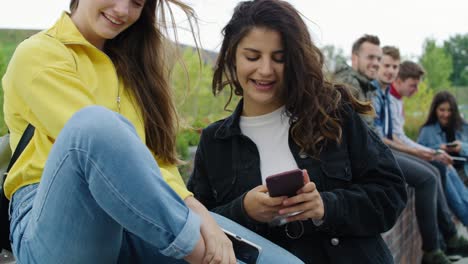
[235,27,285,116]
[352,42,382,80]
[436,101,452,127]
[378,55,400,87]
[71,0,145,49]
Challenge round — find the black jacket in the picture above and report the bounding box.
[187,101,407,264]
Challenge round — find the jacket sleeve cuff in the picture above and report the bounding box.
[160,209,201,259]
[239,192,265,226]
[316,191,341,233]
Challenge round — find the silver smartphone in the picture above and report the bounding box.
[451,156,467,162]
[222,229,262,264]
[446,142,458,148]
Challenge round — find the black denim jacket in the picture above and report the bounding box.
[187,101,407,264]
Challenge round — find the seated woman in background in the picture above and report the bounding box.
[187,0,407,263]
[418,91,468,225]
[419,91,468,182]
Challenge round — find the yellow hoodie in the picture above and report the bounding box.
[2,13,191,200]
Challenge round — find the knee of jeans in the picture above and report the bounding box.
[421,172,437,188]
[66,106,128,134]
[59,106,137,151]
[72,106,114,123]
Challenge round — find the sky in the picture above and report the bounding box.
[1,0,467,59]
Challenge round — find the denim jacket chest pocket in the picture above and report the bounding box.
[208,167,237,203]
[210,140,260,203]
[320,151,353,190]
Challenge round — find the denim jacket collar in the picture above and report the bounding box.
[371,80,390,96]
[433,122,445,137]
[214,100,244,139]
[433,121,467,140]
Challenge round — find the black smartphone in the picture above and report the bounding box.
[266,169,304,197]
[446,142,458,148]
[223,229,261,264]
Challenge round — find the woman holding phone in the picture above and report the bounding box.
[187,0,407,263]
[418,91,468,227]
[418,91,468,181]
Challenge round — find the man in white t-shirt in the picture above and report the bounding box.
[388,61,452,164]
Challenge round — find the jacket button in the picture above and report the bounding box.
[299,153,308,159]
[331,238,339,246]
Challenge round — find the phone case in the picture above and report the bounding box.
[266,169,304,197]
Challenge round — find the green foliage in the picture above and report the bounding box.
[176,128,201,160]
[172,48,239,163]
[444,34,468,86]
[403,80,436,140]
[172,48,237,128]
[0,45,8,135]
[420,39,453,91]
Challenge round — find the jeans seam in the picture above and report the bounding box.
[72,148,173,237]
[35,152,72,222]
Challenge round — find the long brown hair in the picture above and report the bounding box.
[422,90,465,131]
[213,0,372,156]
[70,0,196,164]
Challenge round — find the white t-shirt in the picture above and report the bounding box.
[239,106,298,184]
[390,94,432,151]
[240,106,300,226]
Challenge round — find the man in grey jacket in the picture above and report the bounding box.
[334,34,382,129]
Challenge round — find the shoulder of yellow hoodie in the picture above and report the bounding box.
[4,30,76,92]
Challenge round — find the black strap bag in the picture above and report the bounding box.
[0,124,35,251]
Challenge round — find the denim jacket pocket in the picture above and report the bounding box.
[209,170,237,203]
[321,159,352,190]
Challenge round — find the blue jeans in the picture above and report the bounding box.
[209,213,303,264]
[9,106,302,264]
[444,166,468,226]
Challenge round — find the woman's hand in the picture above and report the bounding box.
[185,197,236,264]
[279,170,325,222]
[447,140,462,154]
[243,185,286,223]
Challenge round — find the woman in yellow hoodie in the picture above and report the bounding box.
[3,0,230,263]
[2,0,303,263]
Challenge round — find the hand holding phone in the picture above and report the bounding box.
[266,169,304,197]
[446,142,458,148]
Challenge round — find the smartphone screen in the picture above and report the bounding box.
[223,229,261,264]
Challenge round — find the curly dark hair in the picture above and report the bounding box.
[212,0,373,156]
